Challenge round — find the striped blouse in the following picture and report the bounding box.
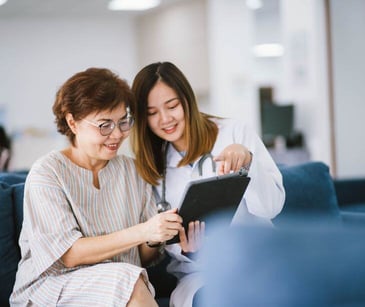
[10,151,157,306]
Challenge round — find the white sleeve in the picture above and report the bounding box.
[231,120,285,219]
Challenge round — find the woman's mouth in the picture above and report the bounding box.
[163,125,177,134]
[105,143,119,151]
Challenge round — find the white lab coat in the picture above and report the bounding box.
[155,118,285,307]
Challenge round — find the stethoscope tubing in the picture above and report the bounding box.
[157,142,217,213]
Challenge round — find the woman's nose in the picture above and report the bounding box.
[110,124,128,139]
[160,110,171,123]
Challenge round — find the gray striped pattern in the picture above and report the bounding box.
[10,151,156,306]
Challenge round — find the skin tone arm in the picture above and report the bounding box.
[61,208,182,268]
[138,209,181,266]
[214,143,252,175]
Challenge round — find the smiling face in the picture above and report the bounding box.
[67,104,129,169]
[147,81,186,152]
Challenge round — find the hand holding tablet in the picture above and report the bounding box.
[167,168,250,244]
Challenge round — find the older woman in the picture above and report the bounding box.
[10,68,182,306]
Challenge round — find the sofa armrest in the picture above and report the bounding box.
[341,211,365,226]
[0,182,21,306]
[274,162,341,225]
[199,224,365,306]
[334,178,365,211]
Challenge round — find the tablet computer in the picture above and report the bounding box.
[166,169,250,244]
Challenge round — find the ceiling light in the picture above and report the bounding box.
[246,0,263,10]
[252,43,284,57]
[0,0,8,6]
[108,0,161,11]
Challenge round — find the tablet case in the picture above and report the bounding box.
[166,169,250,244]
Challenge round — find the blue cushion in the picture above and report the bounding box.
[0,172,27,185]
[13,183,25,239]
[0,182,20,306]
[341,203,365,213]
[274,162,341,225]
[341,211,365,226]
[200,224,365,307]
[334,178,365,208]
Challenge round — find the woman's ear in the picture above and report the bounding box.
[65,113,77,134]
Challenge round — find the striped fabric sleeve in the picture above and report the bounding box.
[121,156,158,223]
[24,164,83,276]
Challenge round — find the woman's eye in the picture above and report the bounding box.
[168,103,179,110]
[147,111,157,116]
[100,121,112,128]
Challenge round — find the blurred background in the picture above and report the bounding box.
[0,0,364,178]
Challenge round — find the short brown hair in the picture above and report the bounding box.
[53,67,134,145]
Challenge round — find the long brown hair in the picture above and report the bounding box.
[131,62,218,185]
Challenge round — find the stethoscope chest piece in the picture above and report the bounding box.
[156,200,171,213]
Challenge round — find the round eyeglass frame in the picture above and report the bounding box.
[83,116,134,136]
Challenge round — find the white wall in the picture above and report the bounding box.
[0,16,138,170]
[252,1,284,100]
[136,0,209,97]
[330,0,365,178]
[207,0,258,131]
[280,0,332,169]
[206,0,333,173]
[1,1,364,178]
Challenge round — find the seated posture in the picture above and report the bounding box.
[131,61,285,306]
[10,68,183,306]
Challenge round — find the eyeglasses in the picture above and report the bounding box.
[82,109,134,136]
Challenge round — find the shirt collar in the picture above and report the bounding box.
[166,143,182,168]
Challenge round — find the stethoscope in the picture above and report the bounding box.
[156,141,217,213]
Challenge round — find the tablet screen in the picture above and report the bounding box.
[166,170,250,244]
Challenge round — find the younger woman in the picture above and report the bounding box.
[131,62,285,306]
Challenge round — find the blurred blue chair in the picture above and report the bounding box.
[198,223,365,307]
[334,178,365,226]
[274,162,342,226]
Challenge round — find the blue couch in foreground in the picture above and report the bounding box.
[199,223,365,307]
[1,162,365,306]
[334,177,365,225]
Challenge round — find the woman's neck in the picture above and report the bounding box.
[62,147,107,173]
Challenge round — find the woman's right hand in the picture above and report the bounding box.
[179,220,205,253]
[144,208,183,243]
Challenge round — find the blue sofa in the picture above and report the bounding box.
[0,172,27,307]
[334,177,365,225]
[199,223,365,306]
[1,162,364,306]
[198,163,365,307]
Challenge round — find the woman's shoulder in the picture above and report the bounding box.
[30,151,64,172]
[27,151,67,184]
[212,117,260,147]
[214,117,248,131]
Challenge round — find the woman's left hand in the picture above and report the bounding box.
[179,220,205,253]
[214,143,251,175]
